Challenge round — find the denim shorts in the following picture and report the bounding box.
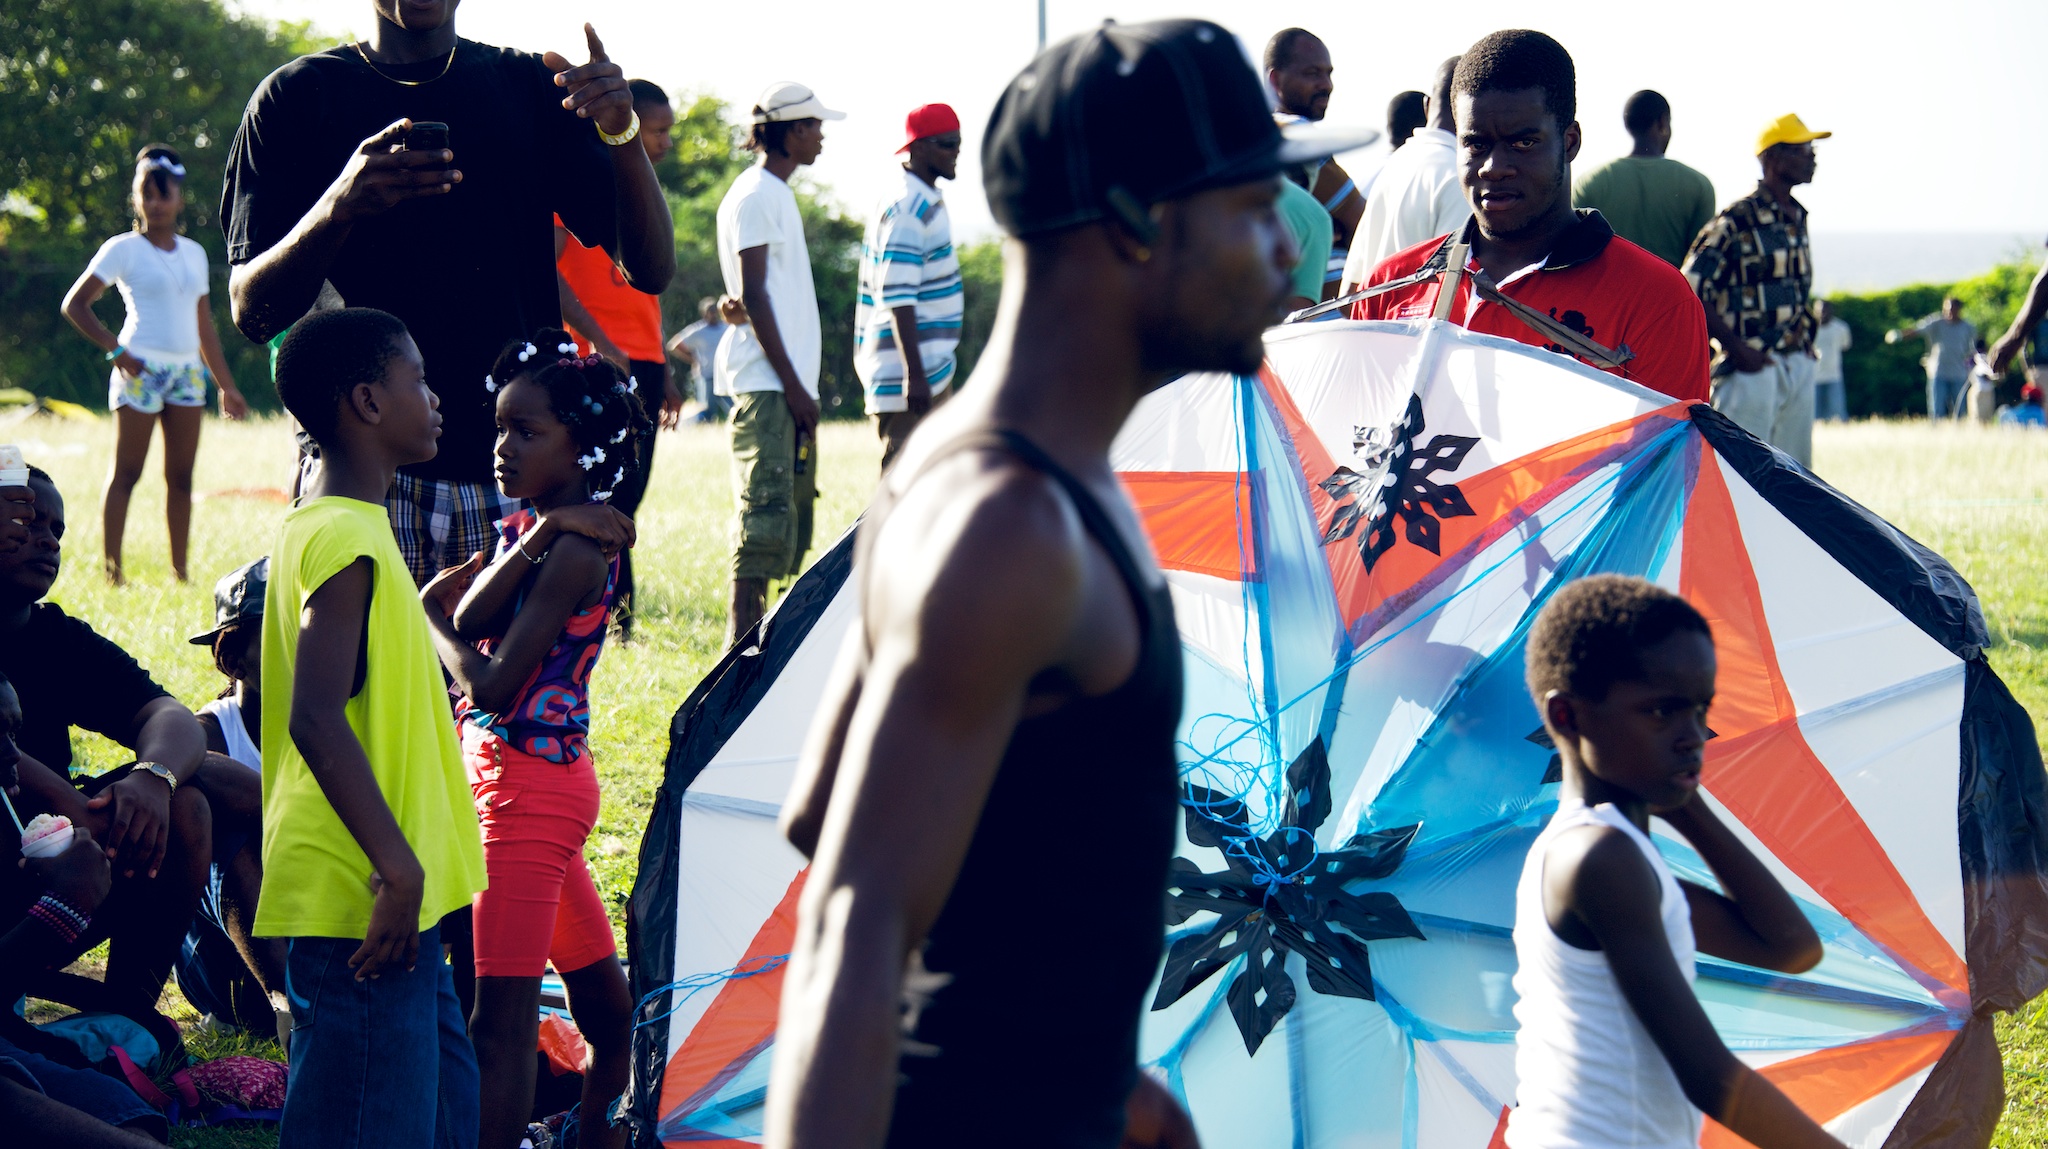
[280,925,478,1149]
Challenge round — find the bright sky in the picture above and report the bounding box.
[235,0,2048,245]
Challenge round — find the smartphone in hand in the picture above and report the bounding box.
[403,121,450,153]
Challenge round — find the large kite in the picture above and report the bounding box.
[622,317,2048,1148]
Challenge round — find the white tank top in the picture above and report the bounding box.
[1506,800,1700,1149]
[198,697,260,774]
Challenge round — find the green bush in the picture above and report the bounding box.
[1826,259,2041,417]
[0,7,1004,425]
[613,92,1004,421]
[0,0,323,411]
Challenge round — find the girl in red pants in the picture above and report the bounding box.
[420,329,648,1149]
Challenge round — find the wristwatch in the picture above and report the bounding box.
[133,762,179,794]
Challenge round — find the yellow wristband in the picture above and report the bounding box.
[598,108,640,147]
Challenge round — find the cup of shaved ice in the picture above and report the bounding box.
[21,812,73,859]
[0,445,24,489]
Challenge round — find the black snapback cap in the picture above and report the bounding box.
[983,18,1375,238]
[189,555,268,645]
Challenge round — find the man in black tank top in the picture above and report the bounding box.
[766,20,1374,1149]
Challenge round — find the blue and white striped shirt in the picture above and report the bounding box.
[855,169,963,414]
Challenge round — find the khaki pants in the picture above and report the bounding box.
[729,390,817,581]
[1711,352,1816,468]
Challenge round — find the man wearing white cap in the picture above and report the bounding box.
[717,82,844,643]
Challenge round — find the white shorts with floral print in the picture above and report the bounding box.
[109,359,208,414]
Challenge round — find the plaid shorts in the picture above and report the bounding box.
[387,473,521,589]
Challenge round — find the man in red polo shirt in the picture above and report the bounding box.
[1349,30,1708,403]
[558,79,686,636]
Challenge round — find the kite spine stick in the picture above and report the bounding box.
[1282,265,1443,324]
[1431,243,1469,321]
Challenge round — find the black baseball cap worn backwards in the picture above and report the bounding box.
[190,555,268,645]
[983,18,1375,239]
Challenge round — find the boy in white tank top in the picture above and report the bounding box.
[1509,575,1847,1149]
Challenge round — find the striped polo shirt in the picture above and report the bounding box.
[854,168,964,414]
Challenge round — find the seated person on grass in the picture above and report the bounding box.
[176,556,290,1040]
[1510,574,1842,1149]
[0,466,211,1032]
[0,672,169,1147]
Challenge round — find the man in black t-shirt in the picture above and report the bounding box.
[0,470,212,1022]
[221,2,674,586]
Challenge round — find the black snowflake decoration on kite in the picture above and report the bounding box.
[1319,393,1481,572]
[1153,737,1424,1054]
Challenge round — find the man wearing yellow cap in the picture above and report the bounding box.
[1682,114,1830,466]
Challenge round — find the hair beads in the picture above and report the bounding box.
[488,327,652,503]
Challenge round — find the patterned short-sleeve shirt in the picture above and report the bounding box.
[853,168,963,414]
[1682,183,1816,366]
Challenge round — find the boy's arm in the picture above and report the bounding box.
[423,536,606,715]
[1556,827,1847,1149]
[289,557,422,980]
[1660,800,1822,973]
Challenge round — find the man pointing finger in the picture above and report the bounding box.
[222,2,675,590]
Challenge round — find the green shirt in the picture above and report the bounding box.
[1571,156,1715,268]
[256,497,486,938]
[1277,177,1334,303]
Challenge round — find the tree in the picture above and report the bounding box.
[953,239,1002,384]
[651,95,1003,419]
[0,0,323,408]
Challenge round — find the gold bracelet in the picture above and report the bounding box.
[598,108,640,147]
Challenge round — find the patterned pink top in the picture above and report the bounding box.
[454,506,619,763]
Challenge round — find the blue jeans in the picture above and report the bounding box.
[0,1034,162,1137]
[1929,373,1966,419]
[281,925,478,1149]
[1813,377,1846,421]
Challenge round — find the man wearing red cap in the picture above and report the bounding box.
[855,104,965,470]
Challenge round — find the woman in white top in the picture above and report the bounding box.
[61,145,248,585]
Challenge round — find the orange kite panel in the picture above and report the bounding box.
[1681,454,1967,994]
[1697,1027,1954,1148]
[659,868,809,1143]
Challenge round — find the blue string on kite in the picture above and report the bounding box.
[1169,384,1693,899]
[632,954,790,1030]
[1176,417,1693,781]
[1168,375,1335,900]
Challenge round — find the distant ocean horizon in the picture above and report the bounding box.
[1810,231,2041,294]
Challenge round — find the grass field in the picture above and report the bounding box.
[7,410,2045,1145]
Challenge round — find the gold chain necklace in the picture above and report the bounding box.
[353,40,457,86]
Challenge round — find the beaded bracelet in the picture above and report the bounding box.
[28,894,90,945]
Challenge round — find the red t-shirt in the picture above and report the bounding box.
[1348,213,1710,402]
[554,214,663,361]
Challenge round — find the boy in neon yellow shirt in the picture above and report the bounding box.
[261,307,486,1148]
